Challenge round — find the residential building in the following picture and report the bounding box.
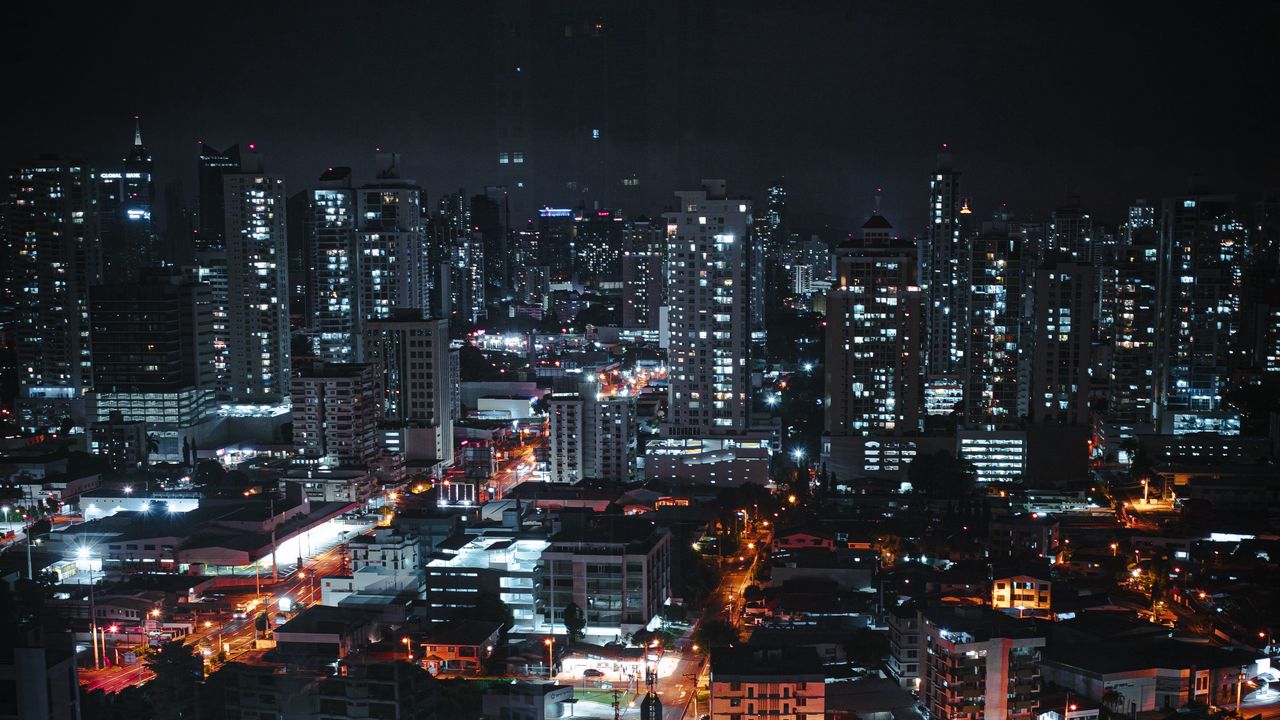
[290,360,380,468]
[419,620,502,676]
[196,143,240,252]
[919,606,1046,720]
[1029,259,1094,425]
[663,180,753,437]
[1106,205,1159,430]
[709,646,826,720]
[358,153,431,322]
[425,531,547,631]
[963,222,1026,425]
[887,602,923,691]
[365,312,454,465]
[87,411,148,471]
[481,682,577,720]
[8,157,102,430]
[548,389,637,484]
[308,167,360,361]
[923,151,965,381]
[223,151,290,403]
[621,217,665,330]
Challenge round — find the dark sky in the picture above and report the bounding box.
[3,1,1277,236]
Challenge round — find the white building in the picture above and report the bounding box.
[224,154,290,403]
[663,180,753,437]
[357,153,430,320]
[290,360,381,468]
[548,390,637,484]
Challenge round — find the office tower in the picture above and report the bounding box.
[919,606,1046,720]
[762,178,787,265]
[825,214,922,436]
[573,208,624,286]
[1029,258,1094,425]
[621,216,665,330]
[963,221,1026,425]
[1106,203,1159,427]
[365,311,454,465]
[923,150,965,379]
[88,269,217,461]
[95,117,156,283]
[308,167,359,361]
[196,143,240,251]
[664,180,752,437]
[548,387,637,483]
[1046,193,1093,262]
[291,359,380,467]
[224,151,290,403]
[8,157,101,430]
[477,188,511,296]
[450,227,487,324]
[1155,194,1245,426]
[536,207,576,276]
[162,179,196,264]
[358,153,431,323]
[709,647,826,720]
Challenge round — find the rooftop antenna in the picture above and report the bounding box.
[133,115,143,146]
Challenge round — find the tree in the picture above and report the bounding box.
[742,585,764,603]
[693,619,738,651]
[145,434,160,465]
[454,591,514,633]
[182,437,192,467]
[1101,688,1127,719]
[907,450,977,499]
[58,417,73,437]
[144,641,203,720]
[563,601,586,644]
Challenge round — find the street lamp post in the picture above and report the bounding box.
[78,548,101,670]
[544,637,554,679]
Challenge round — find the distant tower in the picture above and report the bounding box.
[196,143,241,252]
[96,117,156,283]
[308,167,360,361]
[358,152,431,322]
[963,221,1026,425]
[923,149,965,379]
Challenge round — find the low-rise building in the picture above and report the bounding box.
[709,646,826,720]
[481,682,576,720]
[419,619,502,676]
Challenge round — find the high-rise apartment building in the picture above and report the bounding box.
[1046,194,1093,262]
[8,157,102,429]
[223,152,290,403]
[963,222,1026,425]
[1155,195,1244,424]
[664,180,752,437]
[919,606,1046,720]
[357,153,431,322]
[923,151,965,379]
[95,118,155,283]
[291,360,381,468]
[825,215,922,436]
[308,167,360,361]
[88,269,217,462]
[364,311,454,465]
[621,217,665,330]
[548,387,637,483]
[1029,259,1094,425]
[1106,203,1159,428]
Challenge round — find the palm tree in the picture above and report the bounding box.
[1102,688,1126,718]
[145,434,160,466]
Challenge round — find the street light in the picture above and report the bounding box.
[402,636,413,662]
[544,637,555,679]
[791,448,805,462]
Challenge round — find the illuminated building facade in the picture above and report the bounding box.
[923,151,965,380]
[664,180,753,437]
[621,217,665,329]
[1106,203,1159,428]
[963,222,1026,425]
[290,360,380,467]
[8,158,101,429]
[957,428,1027,483]
[357,153,431,323]
[308,167,359,361]
[1155,195,1244,422]
[224,153,290,402]
[919,606,1046,720]
[825,216,921,436]
[1029,259,1094,425]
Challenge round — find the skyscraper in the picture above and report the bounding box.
[95,118,155,283]
[308,167,359,361]
[824,214,922,436]
[8,157,101,429]
[1029,258,1094,425]
[663,180,752,437]
[963,221,1026,425]
[621,216,665,330]
[1106,203,1159,429]
[922,150,965,391]
[196,143,241,252]
[364,311,454,465]
[223,151,290,403]
[1046,193,1093,262]
[1155,194,1244,428]
[290,359,381,468]
[357,153,431,323]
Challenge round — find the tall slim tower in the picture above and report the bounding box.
[8,158,102,429]
[1155,194,1244,427]
[196,143,241,252]
[963,221,1025,425]
[357,153,431,322]
[364,311,454,465]
[308,167,360,361]
[663,180,752,437]
[1106,203,1159,428]
[224,150,290,403]
[1029,258,1094,425]
[96,117,156,283]
[621,216,665,330]
[923,150,965,381]
[825,213,921,436]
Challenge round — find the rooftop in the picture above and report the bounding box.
[711,646,825,679]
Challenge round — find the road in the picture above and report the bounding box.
[79,541,348,694]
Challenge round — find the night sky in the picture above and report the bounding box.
[3,1,1277,235]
